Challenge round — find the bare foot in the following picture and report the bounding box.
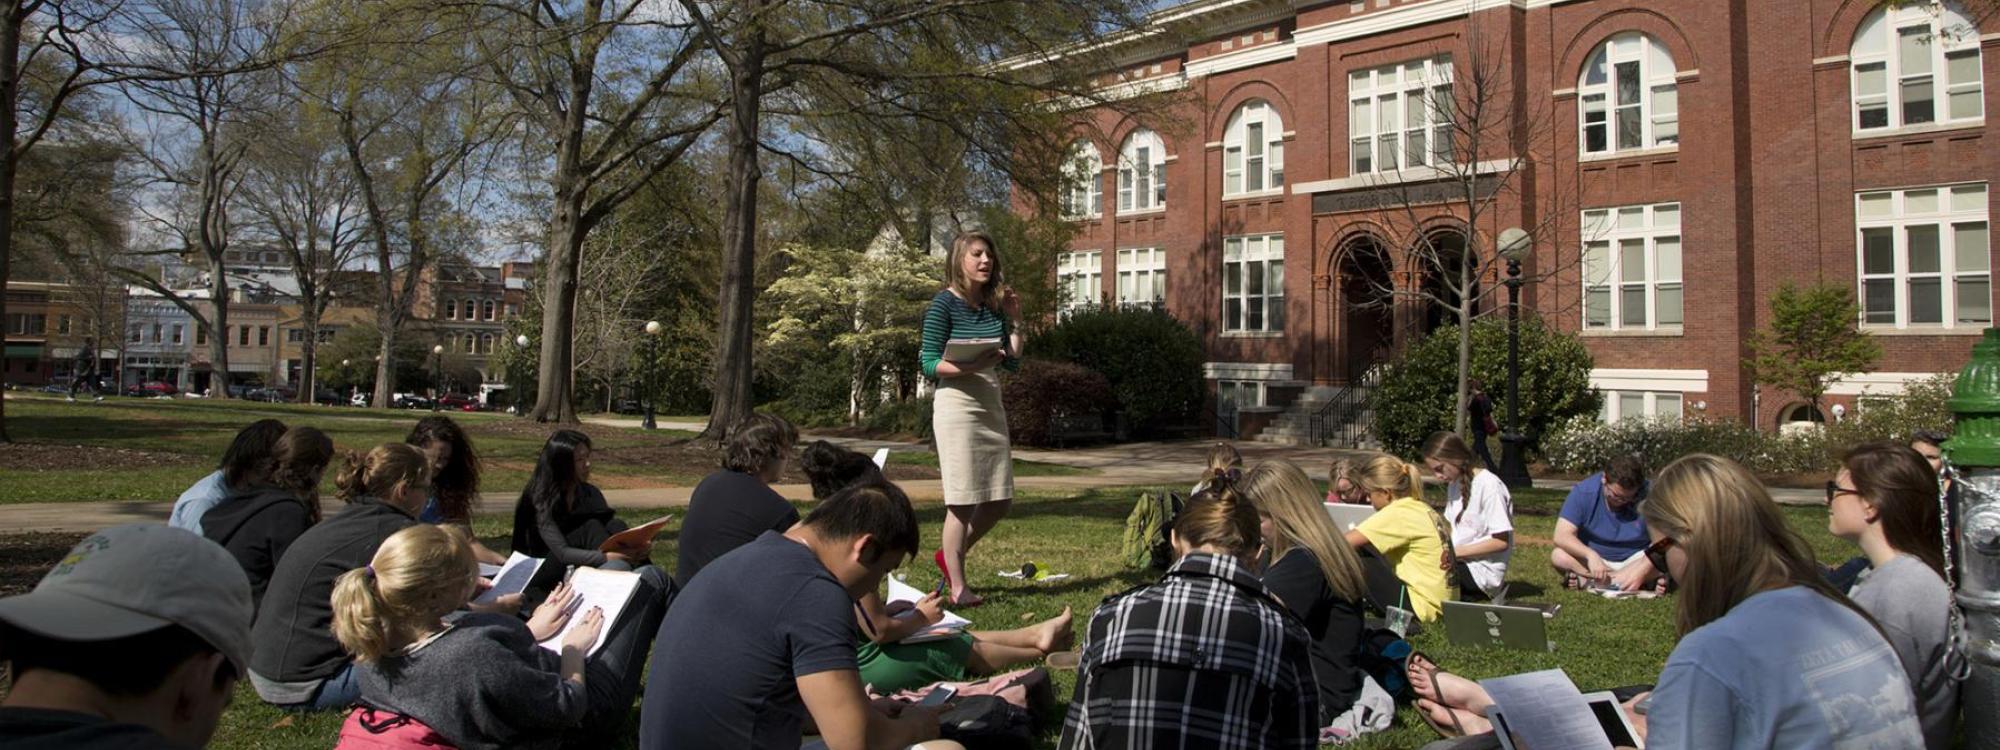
[950,589,985,608]
[1405,655,1491,711]
[1417,699,1493,737]
[1035,606,1074,653]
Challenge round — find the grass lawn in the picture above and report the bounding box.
[182,483,1852,750]
[0,396,1084,502]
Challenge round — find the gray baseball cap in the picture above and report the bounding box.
[0,524,253,673]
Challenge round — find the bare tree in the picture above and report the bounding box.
[111,0,296,398]
[457,0,721,423]
[1340,20,1582,437]
[239,99,366,402]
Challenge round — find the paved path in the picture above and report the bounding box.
[0,418,1824,533]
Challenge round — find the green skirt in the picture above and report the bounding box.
[856,632,974,693]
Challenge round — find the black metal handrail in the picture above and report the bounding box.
[1205,404,1240,440]
[1309,384,1369,447]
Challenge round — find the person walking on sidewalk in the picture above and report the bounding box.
[67,338,102,402]
[1465,379,1498,470]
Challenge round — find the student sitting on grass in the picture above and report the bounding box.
[203,426,336,607]
[675,413,800,586]
[1552,454,1664,593]
[1829,441,1963,749]
[640,482,948,750]
[1422,431,1513,603]
[249,443,435,711]
[798,443,1075,695]
[334,524,671,750]
[0,525,251,749]
[169,418,287,534]
[1058,477,1320,749]
[511,430,649,571]
[1190,441,1242,496]
[407,415,506,565]
[1342,454,1453,622]
[1405,454,1925,749]
[1326,456,1365,504]
[1240,459,1393,744]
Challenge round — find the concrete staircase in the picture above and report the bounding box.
[1251,384,1378,448]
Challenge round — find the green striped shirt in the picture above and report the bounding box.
[920,289,1018,379]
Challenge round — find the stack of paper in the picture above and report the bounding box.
[1478,669,1614,750]
[886,577,970,644]
[473,552,544,605]
[537,567,642,657]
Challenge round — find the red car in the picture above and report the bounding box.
[124,381,179,397]
[437,393,484,411]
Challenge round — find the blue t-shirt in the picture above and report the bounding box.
[1646,586,1924,749]
[417,495,444,524]
[639,531,858,750]
[1558,473,1650,561]
[167,470,229,535]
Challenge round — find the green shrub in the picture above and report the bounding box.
[1369,316,1599,457]
[864,397,934,439]
[1003,359,1115,448]
[1027,306,1204,434]
[1827,372,1955,446]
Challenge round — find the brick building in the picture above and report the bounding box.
[1033,0,1999,438]
[411,261,532,397]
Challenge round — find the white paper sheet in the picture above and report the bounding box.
[1478,669,1614,750]
[886,576,969,644]
[474,552,543,605]
[478,562,503,578]
[872,448,889,469]
[537,567,642,657]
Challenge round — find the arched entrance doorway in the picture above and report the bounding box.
[1416,229,1479,335]
[1336,237,1394,383]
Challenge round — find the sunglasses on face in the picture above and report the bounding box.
[1825,481,1860,505]
[1644,536,1676,582]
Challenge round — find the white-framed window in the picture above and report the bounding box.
[151,323,162,344]
[1600,390,1685,423]
[1060,139,1103,219]
[1857,183,1991,328]
[1117,129,1167,213]
[1579,32,1678,155]
[172,324,183,345]
[483,300,497,320]
[1582,203,1683,330]
[444,299,457,320]
[1057,250,1102,317]
[1852,1,1982,132]
[1222,100,1285,196]
[1223,234,1285,333]
[462,300,477,320]
[1115,247,1167,307]
[1349,55,1454,175]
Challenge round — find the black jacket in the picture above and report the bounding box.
[510,483,626,568]
[203,483,314,607]
[250,498,417,684]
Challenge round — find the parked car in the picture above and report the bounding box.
[313,388,345,406]
[350,392,371,407]
[244,386,295,403]
[124,381,179,398]
[393,394,433,410]
[437,393,482,411]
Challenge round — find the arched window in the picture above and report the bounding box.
[462,300,477,320]
[1851,1,1982,132]
[483,299,496,320]
[444,299,457,320]
[481,333,495,354]
[1222,100,1285,196]
[1578,33,1678,155]
[1060,140,1102,219]
[1117,129,1167,212]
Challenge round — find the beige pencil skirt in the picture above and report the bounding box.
[932,369,1014,506]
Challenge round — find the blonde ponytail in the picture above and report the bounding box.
[1358,453,1423,503]
[1404,463,1426,504]
[329,525,476,663]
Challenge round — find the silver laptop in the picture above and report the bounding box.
[1323,502,1376,532]
[1441,601,1553,652]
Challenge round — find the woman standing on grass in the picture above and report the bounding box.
[920,231,1024,607]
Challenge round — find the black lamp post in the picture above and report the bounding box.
[511,334,529,415]
[641,320,661,430]
[431,343,444,412]
[1494,228,1534,489]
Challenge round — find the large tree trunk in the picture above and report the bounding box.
[209,274,232,398]
[0,10,18,442]
[530,188,586,423]
[702,36,766,442]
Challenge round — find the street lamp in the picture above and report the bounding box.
[1494,227,1534,489]
[342,358,353,408]
[431,344,445,412]
[641,320,662,430]
[509,334,530,415]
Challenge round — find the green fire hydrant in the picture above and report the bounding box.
[1946,327,2000,748]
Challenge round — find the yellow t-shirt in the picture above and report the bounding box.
[1356,497,1453,621]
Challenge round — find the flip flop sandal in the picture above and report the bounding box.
[1405,650,1448,705]
[1414,698,1469,739]
[1045,651,1081,670]
[1562,572,1588,590]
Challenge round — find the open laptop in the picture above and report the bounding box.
[1323,503,1376,532]
[1441,601,1553,652]
[1489,691,1644,749]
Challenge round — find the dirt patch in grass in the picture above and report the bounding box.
[0,443,206,472]
[0,533,85,596]
[595,440,941,484]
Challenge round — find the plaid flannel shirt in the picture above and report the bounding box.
[1057,552,1320,750]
